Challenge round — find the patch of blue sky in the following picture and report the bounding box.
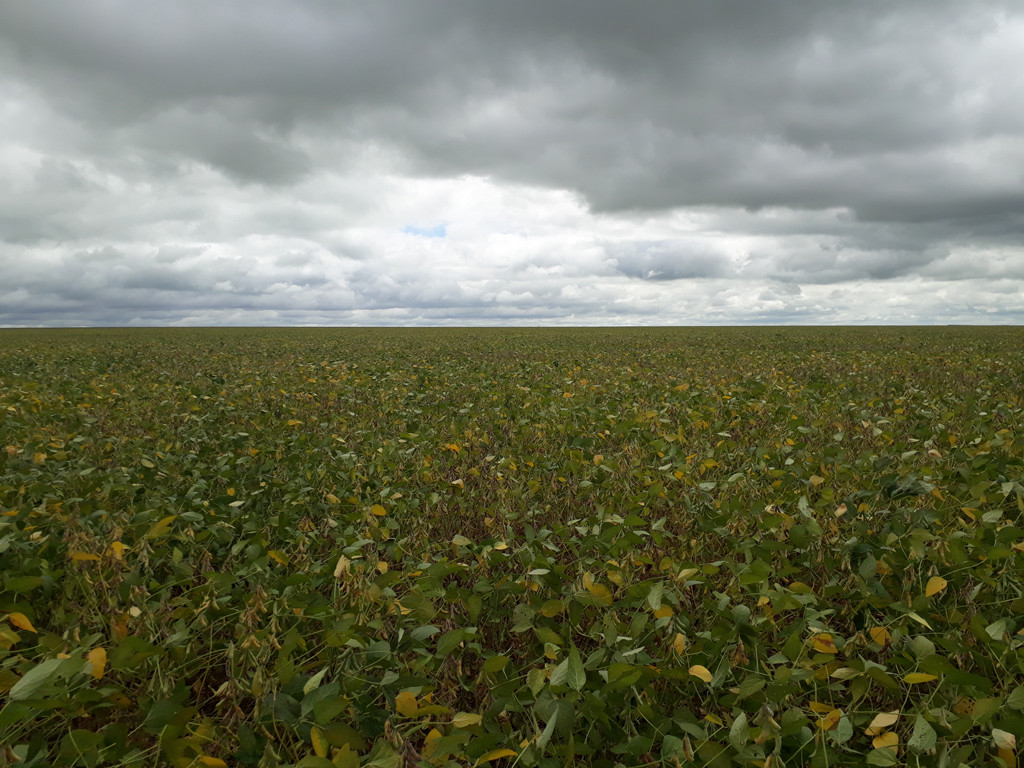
[402,223,447,238]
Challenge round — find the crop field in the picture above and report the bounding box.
[1,326,1023,768]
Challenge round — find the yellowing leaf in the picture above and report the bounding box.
[451,712,482,728]
[87,647,106,679]
[809,474,825,486]
[109,541,125,559]
[688,665,712,683]
[925,576,948,597]
[444,443,461,453]
[144,515,177,539]
[540,600,563,618]
[325,493,341,504]
[376,561,388,573]
[370,504,387,516]
[582,573,613,605]
[474,749,519,766]
[654,605,674,619]
[818,709,842,731]
[808,701,834,714]
[906,612,932,629]
[198,759,228,768]
[69,551,101,561]
[6,613,36,633]
[872,731,899,749]
[869,627,891,646]
[903,673,938,684]
[33,452,46,465]
[812,633,838,654]
[493,541,508,550]
[311,725,328,758]
[395,691,418,717]
[267,550,288,565]
[865,712,900,736]
[952,697,976,715]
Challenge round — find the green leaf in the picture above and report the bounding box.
[1006,685,1024,710]
[729,712,749,750]
[866,747,900,766]
[9,657,82,701]
[527,667,545,696]
[567,646,586,691]
[436,628,465,656]
[908,715,937,753]
[363,740,401,768]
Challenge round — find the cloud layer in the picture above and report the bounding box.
[2,1,1023,325]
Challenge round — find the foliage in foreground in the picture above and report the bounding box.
[1,326,1023,768]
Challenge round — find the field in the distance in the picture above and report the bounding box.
[1,327,1023,768]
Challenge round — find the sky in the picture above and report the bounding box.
[1,1,1023,327]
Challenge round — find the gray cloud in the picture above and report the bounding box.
[1,1,1023,325]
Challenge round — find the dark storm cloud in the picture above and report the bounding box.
[1,1,1022,325]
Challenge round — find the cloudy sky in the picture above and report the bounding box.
[2,1,1023,326]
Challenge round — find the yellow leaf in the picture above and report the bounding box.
[395,691,418,717]
[333,555,350,578]
[198,759,228,768]
[865,711,899,736]
[445,443,461,453]
[654,605,674,619]
[474,749,519,766]
[808,701,834,714]
[688,665,712,683]
[311,725,328,758]
[452,712,482,728]
[818,709,842,731]
[325,493,341,504]
[69,551,101,561]
[33,452,46,465]
[370,504,387,516]
[377,561,388,574]
[925,576,947,597]
[109,541,125,559]
[673,633,686,655]
[226,487,235,496]
[869,627,891,646]
[809,475,825,486]
[422,728,443,760]
[7,613,36,633]
[493,541,508,550]
[872,731,899,749]
[903,673,938,684]
[87,647,106,679]
[812,633,838,654]
[704,713,723,726]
